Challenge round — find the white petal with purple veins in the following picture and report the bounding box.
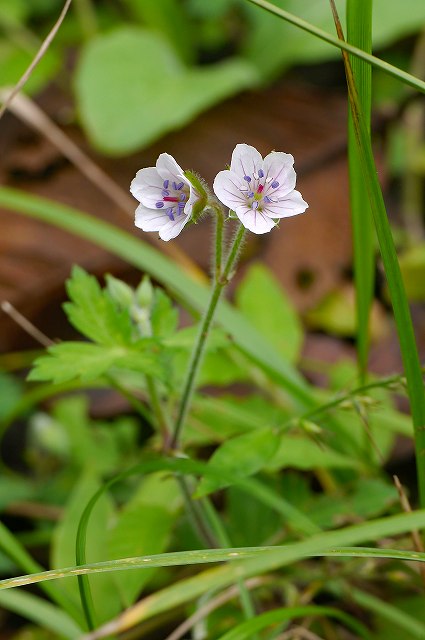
[135,203,172,231]
[235,206,276,234]
[156,153,186,182]
[130,167,164,206]
[264,190,309,218]
[213,170,246,211]
[230,144,263,181]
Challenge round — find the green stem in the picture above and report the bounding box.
[215,208,225,280]
[170,223,246,450]
[146,376,171,444]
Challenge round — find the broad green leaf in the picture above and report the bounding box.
[196,427,280,497]
[266,436,362,472]
[74,27,258,155]
[65,266,133,346]
[188,394,289,444]
[236,263,302,363]
[28,341,163,384]
[121,0,195,63]
[51,470,119,626]
[108,473,182,606]
[307,478,398,529]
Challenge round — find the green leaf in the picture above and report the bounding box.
[74,27,258,155]
[151,288,179,338]
[266,436,362,472]
[108,473,181,606]
[236,263,303,363]
[196,427,280,497]
[65,266,133,346]
[51,470,119,626]
[0,590,82,639]
[28,341,163,384]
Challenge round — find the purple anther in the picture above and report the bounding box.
[264,196,272,203]
[162,189,170,197]
[252,201,259,210]
[271,180,279,189]
[167,209,175,221]
[179,192,186,201]
[175,181,184,190]
[248,191,255,198]
[155,201,164,208]
[243,175,252,182]
[163,180,169,189]
[258,169,264,178]
[178,202,185,215]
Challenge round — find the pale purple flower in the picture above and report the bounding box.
[131,153,200,241]
[213,144,308,234]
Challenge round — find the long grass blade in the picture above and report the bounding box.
[245,0,425,94]
[347,0,374,381]
[328,1,425,506]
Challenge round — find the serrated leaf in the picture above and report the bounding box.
[74,27,258,155]
[196,427,280,497]
[236,263,302,363]
[28,341,163,384]
[64,266,133,346]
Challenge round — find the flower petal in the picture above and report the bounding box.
[135,203,171,231]
[263,152,296,198]
[234,205,276,234]
[263,190,309,219]
[156,153,185,182]
[159,215,190,241]
[130,167,163,205]
[230,144,263,179]
[213,170,245,211]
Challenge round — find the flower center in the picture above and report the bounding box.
[239,169,280,211]
[155,180,188,221]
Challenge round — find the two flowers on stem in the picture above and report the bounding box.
[130,143,308,241]
[130,142,309,450]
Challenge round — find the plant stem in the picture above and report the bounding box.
[215,208,225,280]
[169,223,246,450]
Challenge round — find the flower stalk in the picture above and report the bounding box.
[169,222,246,451]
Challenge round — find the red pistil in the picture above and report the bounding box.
[257,184,264,194]
[163,196,179,202]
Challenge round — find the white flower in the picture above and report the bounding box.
[213,143,308,234]
[131,153,200,241]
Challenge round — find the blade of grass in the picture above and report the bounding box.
[0,589,82,639]
[245,0,425,94]
[328,1,425,506]
[0,520,84,626]
[3,544,425,592]
[347,0,374,382]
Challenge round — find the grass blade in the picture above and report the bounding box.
[328,1,425,506]
[245,0,425,94]
[347,0,374,381]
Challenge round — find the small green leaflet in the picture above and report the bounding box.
[28,341,164,384]
[195,427,280,497]
[64,266,134,346]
